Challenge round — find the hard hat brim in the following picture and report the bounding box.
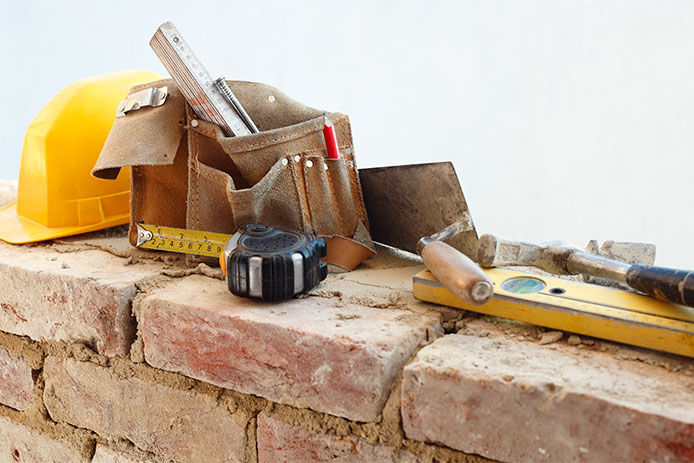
[0,201,129,244]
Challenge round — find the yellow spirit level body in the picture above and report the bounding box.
[413,268,694,358]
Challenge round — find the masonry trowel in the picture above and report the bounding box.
[359,162,492,304]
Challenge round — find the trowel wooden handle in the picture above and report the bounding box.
[420,240,493,305]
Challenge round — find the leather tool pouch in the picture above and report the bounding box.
[93,79,375,270]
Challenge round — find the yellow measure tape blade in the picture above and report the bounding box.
[413,268,694,358]
[136,223,232,258]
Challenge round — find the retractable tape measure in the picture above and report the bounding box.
[136,223,327,300]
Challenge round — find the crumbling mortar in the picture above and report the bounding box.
[0,328,494,462]
[244,416,259,463]
[402,439,495,463]
[161,263,224,279]
[0,330,44,369]
[0,402,97,461]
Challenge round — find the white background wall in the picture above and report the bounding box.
[1,1,693,267]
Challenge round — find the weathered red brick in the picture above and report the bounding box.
[0,243,162,356]
[402,333,694,463]
[43,357,245,463]
[0,345,33,411]
[257,413,418,462]
[0,417,84,463]
[140,275,441,422]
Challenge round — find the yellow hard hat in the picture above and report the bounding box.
[0,70,162,244]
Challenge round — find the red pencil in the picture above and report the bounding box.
[323,113,341,159]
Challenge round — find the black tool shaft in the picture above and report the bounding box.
[626,264,694,307]
[482,234,694,309]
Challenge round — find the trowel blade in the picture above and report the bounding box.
[359,162,478,257]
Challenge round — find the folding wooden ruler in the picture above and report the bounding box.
[414,267,694,357]
[150,21,258,136]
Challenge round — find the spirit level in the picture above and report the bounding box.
[413,268,694,358]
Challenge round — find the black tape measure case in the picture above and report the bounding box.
[222,224,328,301]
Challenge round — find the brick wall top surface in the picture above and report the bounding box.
[0,240,163,356]
[140,275,441,421]
[402,333,694,462]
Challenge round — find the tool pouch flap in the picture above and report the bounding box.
[93,79,374,270]
[92,79,185,180]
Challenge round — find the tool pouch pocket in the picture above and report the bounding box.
[93,79,374,270]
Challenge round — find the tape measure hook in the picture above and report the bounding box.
[136,224,154,246]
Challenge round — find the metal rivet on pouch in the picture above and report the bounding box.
[268,95,276,102]
[323,164,329,171]
[281,158,288,167]
[190,119,199,128]
[305,160,313,168]
[294,155,301,163]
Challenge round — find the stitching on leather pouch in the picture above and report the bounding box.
[188,114,353,234]
[288,146,354,159]
[130,167,144,242]
[189,127,202,225]
[285,158,311,232]
[217,114,349,154]
[298,147,355,235]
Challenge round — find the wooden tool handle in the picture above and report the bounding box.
[420,240,493,305]
[626,264,694,307]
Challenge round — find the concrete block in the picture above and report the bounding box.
[402,334,694,463]
[140,275,441,422]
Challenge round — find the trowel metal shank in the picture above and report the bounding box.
[358,162,478,258]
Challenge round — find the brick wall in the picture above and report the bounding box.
[0,181,692,463]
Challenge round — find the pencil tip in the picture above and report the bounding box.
[323,112,333,127]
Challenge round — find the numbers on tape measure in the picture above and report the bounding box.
[136,223,230,258]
